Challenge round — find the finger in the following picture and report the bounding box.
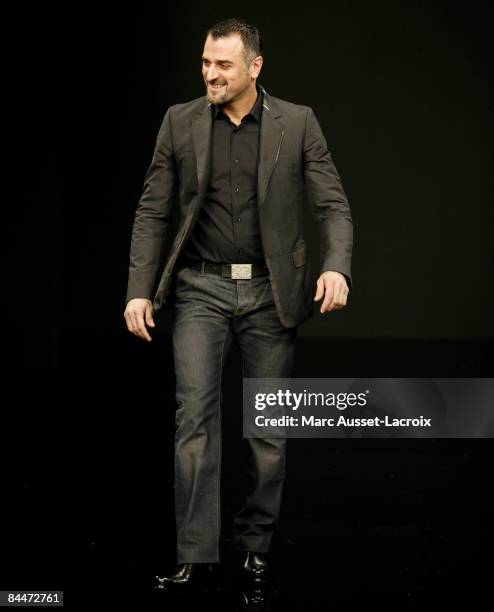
[330,289,346,310]
[328,284,343,311]
[128,310,139,336]
[136,313,152,342]
[339,286,349,308]
[332,284,348,310]
[130,310,145,338]
[125,310,137,333]
[314,278,324,301]
[145,304,155,328]
[320,283,334,313]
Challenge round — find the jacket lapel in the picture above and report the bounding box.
[257,85,284,208]
[191,107,212,199]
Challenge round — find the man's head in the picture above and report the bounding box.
[202,18,263,105]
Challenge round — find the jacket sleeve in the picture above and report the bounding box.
[303,106,353,289]
[126,106,178,303]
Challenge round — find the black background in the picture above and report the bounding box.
[10,2,494,608]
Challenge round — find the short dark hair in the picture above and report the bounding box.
[206,18,263,66]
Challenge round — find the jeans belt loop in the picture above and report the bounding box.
[201,261,206,275]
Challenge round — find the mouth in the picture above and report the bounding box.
[209,84,225,90]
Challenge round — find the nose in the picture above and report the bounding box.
[206,65,219,81]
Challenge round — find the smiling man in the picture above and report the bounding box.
[124,17,353,594]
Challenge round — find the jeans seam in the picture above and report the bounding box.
[216,322,229,561]
[237,353,246,549]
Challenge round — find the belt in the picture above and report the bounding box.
[183,260,269,279]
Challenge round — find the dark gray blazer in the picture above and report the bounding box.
[126,83,353,328]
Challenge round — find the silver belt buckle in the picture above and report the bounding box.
[231,263,252,279]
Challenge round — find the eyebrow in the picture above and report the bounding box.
[201,56,233,64]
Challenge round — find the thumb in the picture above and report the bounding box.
[314,277,324,301]
[145,303,155,327]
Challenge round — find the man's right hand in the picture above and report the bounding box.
[124,298,155,342]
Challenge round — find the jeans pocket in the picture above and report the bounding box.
[175,267,189,295]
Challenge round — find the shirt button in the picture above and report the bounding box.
[235,187,239,193]
[236,217,241,222]
[234,159,239,164]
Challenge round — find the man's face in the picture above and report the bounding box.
[202,33,261,104]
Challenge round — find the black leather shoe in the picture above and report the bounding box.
[242,552,271,585]
[153,563,220,593]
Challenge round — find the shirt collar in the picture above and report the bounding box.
[213,83,262,122]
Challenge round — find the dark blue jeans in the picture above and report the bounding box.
[171,264,298,563]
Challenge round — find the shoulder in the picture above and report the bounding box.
[167,96,208,120]
[267,93,310,119]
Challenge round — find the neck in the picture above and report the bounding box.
[221,83,259,123]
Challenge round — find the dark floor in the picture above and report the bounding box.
[3,436,490,609]
[4,335,493,608]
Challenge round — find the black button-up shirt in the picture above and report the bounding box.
[180,83,265,264]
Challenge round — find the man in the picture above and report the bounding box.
[124,18,353,593]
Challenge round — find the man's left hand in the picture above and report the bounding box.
[314,271,349,313]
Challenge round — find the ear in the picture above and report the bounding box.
[252,55,263,77]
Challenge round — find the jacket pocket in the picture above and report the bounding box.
[291,243,306,268]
